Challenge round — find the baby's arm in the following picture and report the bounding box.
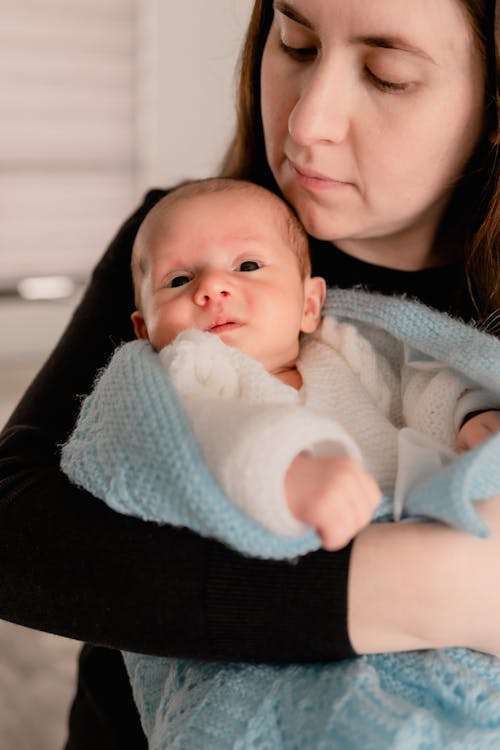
[456,410,500,452]
[162,330,379,545]
[402,346,500,451]
[285,453,382,551]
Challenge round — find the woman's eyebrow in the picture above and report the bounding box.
[352,35,436,64]
[273,3,436,65]
[274,2,314,31]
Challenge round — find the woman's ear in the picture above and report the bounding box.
[131,311,149,340]
[300,276,327,334]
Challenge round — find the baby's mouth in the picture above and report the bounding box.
[206,318,242,334]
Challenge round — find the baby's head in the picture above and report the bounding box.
[131,178,326,375]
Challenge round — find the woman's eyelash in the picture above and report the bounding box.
[279,40,317,60]
[365,68,410,93]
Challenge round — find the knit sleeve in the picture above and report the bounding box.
[200,400,361,537]
[401,344,497,448]
[159,330,363,539]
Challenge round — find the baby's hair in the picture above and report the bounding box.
[131,177,311,309]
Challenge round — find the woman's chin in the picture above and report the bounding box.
[295,209,348,243]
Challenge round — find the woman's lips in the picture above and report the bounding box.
[289,160,352,191]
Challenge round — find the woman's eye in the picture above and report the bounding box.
[366,68,410,93]
[279,40,317,61]
[236,260,261,272]
[168,274,191,288]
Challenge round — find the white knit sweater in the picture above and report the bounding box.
[160,315,490,537]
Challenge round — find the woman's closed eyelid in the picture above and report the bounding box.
[279,40,318,60]
[365,54,419,92]
[365,68,411,92]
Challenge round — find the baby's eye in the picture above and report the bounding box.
[235,260,261,272]
[168,274,192,288]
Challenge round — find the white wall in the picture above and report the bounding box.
[138,0,253,190]
[0,0,254,427]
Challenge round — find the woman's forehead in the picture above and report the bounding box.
[271,0,474,38]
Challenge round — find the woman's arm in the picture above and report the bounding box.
[349,497,500,657]
[0,190,354,661]
[2,191,499,662]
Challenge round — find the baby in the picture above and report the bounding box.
[128,177,500,550]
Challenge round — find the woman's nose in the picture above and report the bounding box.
[193,271,230,306]
[288,60,351,147]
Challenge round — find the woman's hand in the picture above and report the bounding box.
[285,452,382,551]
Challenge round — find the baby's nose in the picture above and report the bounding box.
[193,271,230,305]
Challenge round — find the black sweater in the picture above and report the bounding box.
[0,190,475,749]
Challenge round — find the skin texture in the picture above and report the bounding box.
[457,410,500,453]
[261,0,486,270]
[349,497,500,656]
[131,189,325,376]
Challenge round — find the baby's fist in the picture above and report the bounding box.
[457,410,500,453]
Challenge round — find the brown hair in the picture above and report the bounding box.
[131,177,311,309]
[221,0,500,329]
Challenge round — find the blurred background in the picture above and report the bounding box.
[0,0,251,746]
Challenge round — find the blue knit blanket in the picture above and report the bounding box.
[61,289,500,749]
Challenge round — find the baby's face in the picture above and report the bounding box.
[133,190,324,374]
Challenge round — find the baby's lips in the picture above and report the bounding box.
[206,316,242,331]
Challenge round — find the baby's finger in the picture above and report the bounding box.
[318,494,375,551]
[457,420,494,452]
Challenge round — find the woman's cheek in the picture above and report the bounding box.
[261,53,289,148]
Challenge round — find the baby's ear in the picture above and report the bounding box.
[131,311,149,340]
[301,276,326,333]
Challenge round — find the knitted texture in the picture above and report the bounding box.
[61,290,500,749]
[299,316,400,495]
[402,364,469,446]
[324,289,499,392]
[123,647,500,750]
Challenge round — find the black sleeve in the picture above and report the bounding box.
[0,190,355,663]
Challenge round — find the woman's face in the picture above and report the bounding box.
[261,0,486,269]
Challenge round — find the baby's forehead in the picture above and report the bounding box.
[160,186,282,222]
[149,189,287,244]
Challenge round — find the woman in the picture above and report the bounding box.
[0,0,498,747]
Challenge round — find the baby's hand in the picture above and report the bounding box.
[285,453,382,551]
[456,410,500,453]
